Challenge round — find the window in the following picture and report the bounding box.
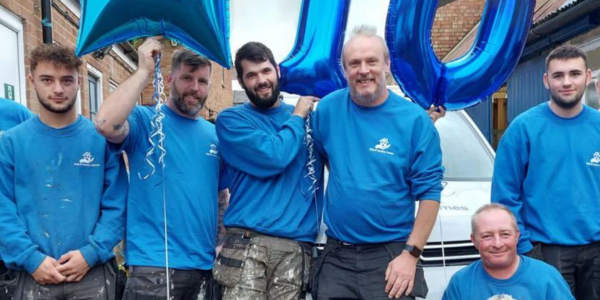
[87,64,103,121]
[88,74,99,121]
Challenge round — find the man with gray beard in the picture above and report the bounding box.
[310,25,444,300]
[95,38,227,300]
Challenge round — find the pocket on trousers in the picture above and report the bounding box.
[411,265,428,299]
[0,269,19,300]
[383,243,429,299]
[212,235,251,288]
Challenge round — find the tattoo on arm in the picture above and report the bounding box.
[94,119,107,128]
[113,123,127,138]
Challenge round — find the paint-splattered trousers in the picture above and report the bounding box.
[122,266,213,300]
[213,228,311,300]
[0,261,116,300]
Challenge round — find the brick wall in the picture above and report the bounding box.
[141,41,233,122]
[0,0,231,121]
[431,0,485,60]
[0,0,135,117]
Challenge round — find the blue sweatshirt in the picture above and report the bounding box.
[443,256,574,300]
[216,102,324,242]
[492,103,600,253]
[0,116,126,273]
[312,89,443,244]
[0,98,33,136]
[111,105,223,270]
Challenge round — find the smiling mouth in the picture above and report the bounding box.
[357,79,374,84]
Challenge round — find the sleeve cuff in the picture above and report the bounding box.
[517,240,533,254]
[23,251,46,274]
[80,244,100,268]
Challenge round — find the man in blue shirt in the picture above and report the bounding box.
[0,98,33,285]
[96,37,227,300]
[311,25,444,300]
[492,45,600,300]
[0,44,126,299]
[443,204,573,300]
[0,98,33,136]
[213,42,322,300]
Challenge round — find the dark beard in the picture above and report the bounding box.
[550,90,582,110]
[244,81,281,109]
[37,91,76,114]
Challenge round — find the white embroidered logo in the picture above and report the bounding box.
[206,144,219,158]
[487,295,516,300]
[74,152,100,167]
[369,138,394,155]
[587,151,600,167]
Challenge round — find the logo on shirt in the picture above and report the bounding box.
[369,138,394,155]
[487,295,516,300]
[74,152,100,167]
[206,144,219,158]
[586,151,600,167]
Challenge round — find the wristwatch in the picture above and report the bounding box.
[403,244,422,258]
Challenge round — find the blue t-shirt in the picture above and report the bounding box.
[443,256,574,300]
[111,105,222,270]
[312,89,443,244]
[0,116,127,273]
[216,102,324,242]
[492,103,600,253]
[0,98,33,137]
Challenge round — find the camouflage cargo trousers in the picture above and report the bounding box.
[213,228,311,300]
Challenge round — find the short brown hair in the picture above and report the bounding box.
[30,43,82,73]
[545,45,588,70]
[471,203,518,235]
[171,48,212,74]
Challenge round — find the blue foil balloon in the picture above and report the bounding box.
[76,0,232,68]
[279,0,350,98]
[385,0,441,109]
[386,0,534,110]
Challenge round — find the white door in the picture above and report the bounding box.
[0,6,26,105]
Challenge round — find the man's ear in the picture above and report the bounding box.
[166,71,173,84]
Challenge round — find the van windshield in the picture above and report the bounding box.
[435,111,494,181]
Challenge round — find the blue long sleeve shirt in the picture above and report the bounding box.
[492,103,600,253]
[443,256,574,300]
[0,116,127,273]
[216,102,324,242]
[312,89,443,244]
[0,98,33,136]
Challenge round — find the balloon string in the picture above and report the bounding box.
[304,115,318,194]
[139,54,167,180]
[137,54,170,299]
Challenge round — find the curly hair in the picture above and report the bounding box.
[30,43,83,73]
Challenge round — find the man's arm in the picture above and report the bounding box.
[56,150,127,281]
[491,130,532,253]
[0,136,64,284]
[95,37,162,144]
[215,97,317,178]
[386,114,444,298]
[385,200,439,298]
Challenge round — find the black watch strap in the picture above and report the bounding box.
[403,244,422,258]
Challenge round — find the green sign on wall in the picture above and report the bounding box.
[4,84,15,100]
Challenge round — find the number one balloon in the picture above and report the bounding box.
[386,0,535,110]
